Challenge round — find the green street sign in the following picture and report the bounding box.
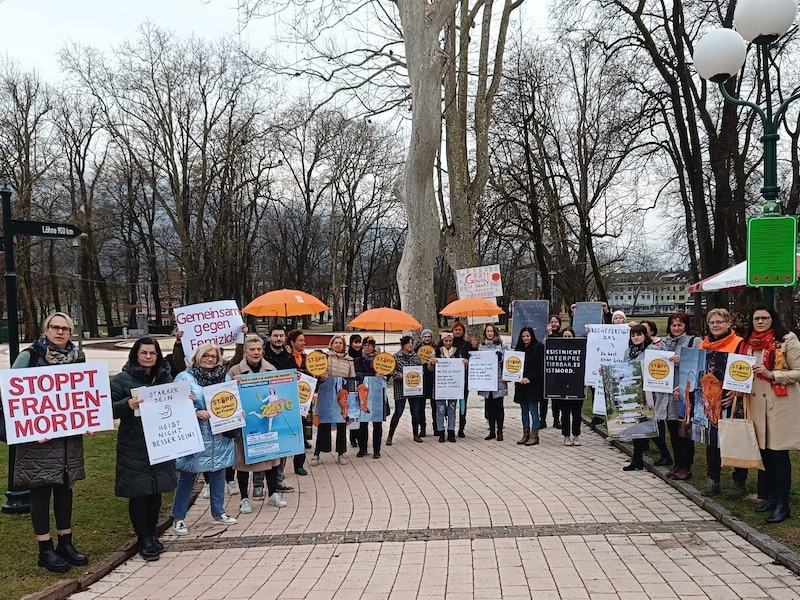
[746,215,798,287]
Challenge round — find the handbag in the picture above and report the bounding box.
[718,397,765,470]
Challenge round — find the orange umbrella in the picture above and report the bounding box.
[440,296,505,318]
[348,307,422,346]
[242,289,329,318]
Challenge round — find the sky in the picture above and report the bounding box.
[0,0,552,83]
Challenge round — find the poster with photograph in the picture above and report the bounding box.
[601,362,657,440]
[677,347,730,445]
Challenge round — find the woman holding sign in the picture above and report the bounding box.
[513,327,544,446]
[387,336,425,444]
[111,337,175,561]
[622,325,657,471]
[478,325,509,441]
[310,335,354,466]
[12,312,88,573]
[740,305,800,524]
[171,344,237,535]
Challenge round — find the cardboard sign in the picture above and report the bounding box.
[204,380,245,434]
[544,338,587,399]
[642,350,676,393]
[723,353,757,394]
[136,381,204,465]
[173,300,244,358]
[305,350,329,376]
[403,366,424,396]
[373,352,396,376]
[502,350,525,383]
[1,362,113,444]
[584,325,630,386]
[434,358,465,399]
[468,351,498,391]
[238,369,304,463]
[296,372,317,417]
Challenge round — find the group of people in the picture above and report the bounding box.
[16,302,799,575]
[617,306,800,525]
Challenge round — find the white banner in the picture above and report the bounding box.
[502,350,526,382]
[136,381,204,465]
[174,300,244,359]
[584,325,630,386]
[468,351,498,391]
[455,264,503,299]
[1,362,113,444]
[296,372,317,417]
[592,379,607,416]
[434,358,465,400]
[642,350,675,393]
[722,353,757,394]
[204,380,245,434]
[403,366,424,396]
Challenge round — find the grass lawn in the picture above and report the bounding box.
[0,432,174,600]
[581,401,800,553]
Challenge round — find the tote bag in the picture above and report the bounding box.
[718,397,764,470]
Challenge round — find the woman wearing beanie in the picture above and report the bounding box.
[415,328,437,435]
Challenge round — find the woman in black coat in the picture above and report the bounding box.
[111,337,176,561]
[513,327,544,446]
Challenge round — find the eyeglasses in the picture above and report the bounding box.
[48,325,71,333]
[707,320,728,326]
[753,316,772,322]
[201,353,218,359]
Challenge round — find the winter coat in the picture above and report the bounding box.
[392,349,422,400]
[746,331,800,451]
[11,346,86,489]
[327,351,356,378]
[111,362,177,498]
[263,345,296,371]
[476,339,508,399]
[513,342,544,405]
[173,370,236,473]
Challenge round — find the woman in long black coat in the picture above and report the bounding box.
[111,337,175,561]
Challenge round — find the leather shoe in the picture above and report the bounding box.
[139,538,160,562]
[622,460,643,471]
[55,542,88,566]
[766,503,790,524]
[152,538,166,554]
[669,469,692,481]
[38,549,70,573]
[653,456,673,467]
[756,499,777,513]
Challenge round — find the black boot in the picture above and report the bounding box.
[458,414,466,438]
[56,533,88,566]
[139,537,160,561]
[439,432,446,443]
[484,424,496,441]
[653,455,673,467]
[496,426,503,442]
[38,539,70,573]
[448,430,457,442]
[756,497,778,513]
[419,424,427,438]
[622,460,644,471]
[766,503,791,524]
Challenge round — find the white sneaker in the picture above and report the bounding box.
[239,498,252,514]
[268,493,287,508]
[226,481,239,495]
[173,520,188,535]
[564,436,573,446]
[572,436,581,446]
[211,513,237,525]
[338,454,348,465]
[201,483,210,499]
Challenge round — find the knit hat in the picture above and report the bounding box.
[612,310,627,322]
[421,328,433,337]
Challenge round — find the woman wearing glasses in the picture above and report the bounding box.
[740,305,800,523]
[111,337,175,561]
[12,313,89,573]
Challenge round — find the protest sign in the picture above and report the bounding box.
[510,300,550,346]
[544,338,587,399]
[468,351,498,391]
[677,347,732,445]
[204,380,245,434]
[455,264,503,299]
[305,350,328,377]
[502,350,525,383]
[403,366,424,396]
[723,354,756,394]
[373,352,396,376]
[358,377,385,422]
[136,381,204,465]
[434,358,465,399]
[1,362,113,444]
[416,345,435,365]
[296,372,317,417]
[572,302,604,337]
[642,350,675,393]
[601,362,657,440]
[238,369,304,463]
[592,379,607,416]
[584,325,630,386]
[316,376,383,424]
[174,300,244,358]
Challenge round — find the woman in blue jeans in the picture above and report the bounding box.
[387,336,424,444]
[513,327,544,446]
[171,343,237,536]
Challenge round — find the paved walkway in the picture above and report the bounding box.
[68,405,800,599]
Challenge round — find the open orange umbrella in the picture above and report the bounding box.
[440,296,505,318]
[243,289,329,318]
[348,307,422,346]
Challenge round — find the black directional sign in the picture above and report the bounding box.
[9,220,82,238]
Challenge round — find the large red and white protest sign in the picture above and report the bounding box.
[1,362,113,444]
[455,264,503,299]
[173,300,244,358]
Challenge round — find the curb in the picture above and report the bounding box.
[583,415,800,577]
[20,488,200,600]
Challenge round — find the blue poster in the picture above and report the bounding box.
[572,302,604,337]
[239,369,304,464]
[677,347,728,445]
[316,377,384,425]
[511,300,550,345]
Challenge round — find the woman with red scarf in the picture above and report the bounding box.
[740,305,800,524]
